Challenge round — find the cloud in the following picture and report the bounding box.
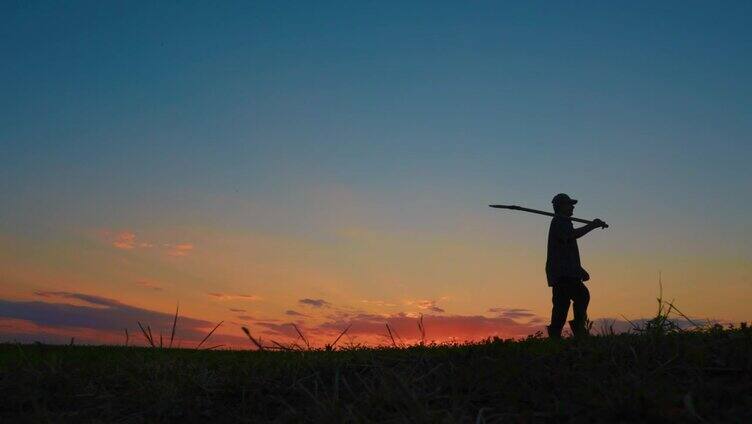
[1,291,712,349]
[407,299,445,314]
[248,314,708,348]
[100,230,154,250]
[249,306,547,346]
[208,293,261,301]
[135,280,163,291]
[99,230,193,257]
[167,243,194,257]
[0,292,232,346]
[361,299,398,307]
[285,310,309,317]
[34,291,123,308]
[0,317,128,345]
[255,322,299,338]
[488,307,536,320]
[229,308,246,313]
[111,231,137,249]
[316,312,543,343]
[298,298,331,308]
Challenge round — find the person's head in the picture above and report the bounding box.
[552,193,577,216]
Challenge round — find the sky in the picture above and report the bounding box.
[1,1,750,348]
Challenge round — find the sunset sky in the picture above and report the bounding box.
[1,1,750,348]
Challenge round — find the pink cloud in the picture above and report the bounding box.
[112,231,137,250]
[99,230,190,257]
[314,312,544,345]
[207,293,261,301]
[2,293,705,350]
[407,299,445,313]
[242,306,547,348]
[168,243,194,257]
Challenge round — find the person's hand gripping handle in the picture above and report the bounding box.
[591,218,608,229]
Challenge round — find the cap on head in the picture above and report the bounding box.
[552,193,578,206]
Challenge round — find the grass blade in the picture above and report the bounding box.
[385,323,398,348]
[417,314,425,344]
[196,321,223,350]
[204,344,225,350]
[169,303,179,349]
[292,323,309,350]
[241,326,265,351]
[666,301,700,328]
[330,323,351,350]
[270,340,293,351]
[137,322,155,347]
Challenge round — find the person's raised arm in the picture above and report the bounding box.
[572,219,606,239]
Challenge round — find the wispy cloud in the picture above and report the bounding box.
[104,231,146,250]
[99,230,192,257]
[229,308,246,313]
[406,299,445,313]
[167,243,194,257]
[34,291,123,307]
[487,307,536,320]
[285,310,309,317]
[298,298,330,308]
[135,280,163,291]
[361,299,398,307]
[256,322,299,338]
[208,293,261,301]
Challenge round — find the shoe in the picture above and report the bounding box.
[568,320,589,338]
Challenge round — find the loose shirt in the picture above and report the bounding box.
[545,216,583,286]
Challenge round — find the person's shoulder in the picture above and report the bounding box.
[551,216,573,234]
[551,216,567,226]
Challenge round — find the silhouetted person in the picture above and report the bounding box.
[545,193,605,338]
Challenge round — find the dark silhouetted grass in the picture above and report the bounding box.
[1,324,750,423]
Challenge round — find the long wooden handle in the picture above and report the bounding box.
[489,204,609,228]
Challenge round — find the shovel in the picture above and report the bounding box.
[489,204,609,228]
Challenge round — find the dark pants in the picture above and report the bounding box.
[549,277,590,333]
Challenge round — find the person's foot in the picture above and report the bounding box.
[568,320,589,338]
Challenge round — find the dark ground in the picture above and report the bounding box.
[1,325,750,423]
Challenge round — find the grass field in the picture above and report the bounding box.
[1,322,750,423]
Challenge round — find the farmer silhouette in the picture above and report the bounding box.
[545,193,606,338]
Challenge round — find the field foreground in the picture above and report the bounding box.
[1,327,750,423]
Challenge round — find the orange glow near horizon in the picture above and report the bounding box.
[1,208,749,348]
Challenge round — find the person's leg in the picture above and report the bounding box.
[569,281,591,337]
[548,284,571,338]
